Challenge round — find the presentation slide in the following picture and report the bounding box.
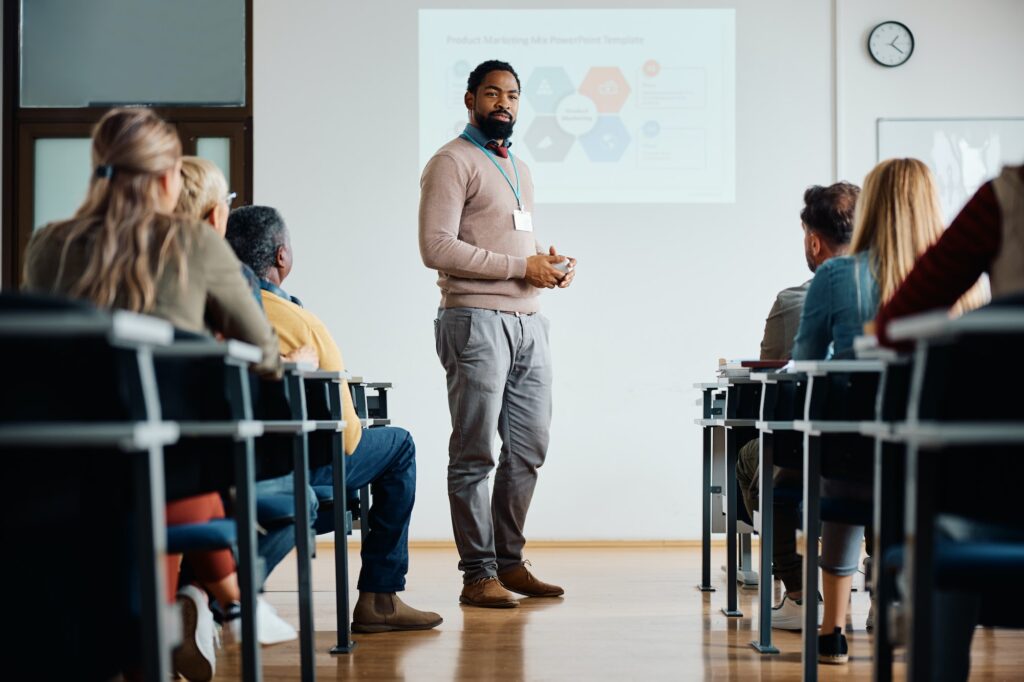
[419,9,735,204]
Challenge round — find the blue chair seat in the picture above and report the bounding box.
[883,541,1024,589]
[167,519,237,553]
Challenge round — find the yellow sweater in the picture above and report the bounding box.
[261,289,362,454]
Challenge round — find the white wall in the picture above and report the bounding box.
[838,0,1024,182]
[252,0,1023,541]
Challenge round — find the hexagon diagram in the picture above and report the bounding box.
[580,116,631,162]
[524,67,576,115]
[524,116,575,163]
[578,67,631,113]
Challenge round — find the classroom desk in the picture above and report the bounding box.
[791,359,884,682]
[695,371,765,618]
[0,310,178,682]
[885,310,1024,682]
[154,337,268,682]
[750,369,806,655]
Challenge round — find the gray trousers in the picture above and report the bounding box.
[435,307,552,583]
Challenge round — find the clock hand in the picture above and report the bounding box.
[892,43,904,54]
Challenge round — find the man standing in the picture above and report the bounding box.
[419,60,575,608]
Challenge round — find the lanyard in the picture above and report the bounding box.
[460,133,523,209]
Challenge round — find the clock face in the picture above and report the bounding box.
[868,21,914,67]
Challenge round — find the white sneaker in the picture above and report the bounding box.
[228,597,298,645]
[174,585,217,681]
[771,592,823,631]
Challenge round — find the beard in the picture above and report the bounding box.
[477,109,515,140]
[805,248,817,273]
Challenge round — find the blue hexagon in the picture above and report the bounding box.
[524,67,576,115]
[579,116,631,162]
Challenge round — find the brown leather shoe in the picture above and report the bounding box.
[497,563,564,597]
[459,576,519,608]
[352,592,443,633]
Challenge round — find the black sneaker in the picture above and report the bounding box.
[818,627,849,664]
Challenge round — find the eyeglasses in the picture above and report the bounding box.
[204,191,237,219]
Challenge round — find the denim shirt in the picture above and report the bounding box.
[791,252,880,360]
[462,123,512,151]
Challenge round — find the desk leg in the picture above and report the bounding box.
[293,433,316,682]
[722,428,742,617]
[135,445,170,682]
[873,440,903,682]
[752,430,779,653]
[801,433,821,682]
[233,436,262,682]
[698,426,715,592]
[330,432,356,654]
[905,444,935,682]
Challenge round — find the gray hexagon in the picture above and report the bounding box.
[579,116,631,162]
[523,116,575,162]
[524,67,576,114]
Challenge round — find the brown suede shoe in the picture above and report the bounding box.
[352,592,443,633]
[459,576,519,608]
[497,564,564,597]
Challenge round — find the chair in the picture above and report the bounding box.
[791,359,883,682]
[884,306,1024,682]
[152,330,269,682]
[0,295,178,682]
[251,363,318,682]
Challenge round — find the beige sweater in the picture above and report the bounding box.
[419,136,542,313]
[991,165,1024,298]
[23,217,282,376]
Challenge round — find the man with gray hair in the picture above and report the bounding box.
[227,205,442,633]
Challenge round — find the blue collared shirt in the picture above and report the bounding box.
[462,123,512,151]
[259,279,303,308]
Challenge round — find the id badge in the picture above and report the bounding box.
[513,209,533,232]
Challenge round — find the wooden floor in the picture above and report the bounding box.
[210,545,1024,680]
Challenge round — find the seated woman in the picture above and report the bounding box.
[22,108,293,680]
[790,158,985,663]
[176,156,260,306]
[176,155,318,600]
[876,163,1024,344]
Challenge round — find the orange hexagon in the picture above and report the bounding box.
[578,67,631,113]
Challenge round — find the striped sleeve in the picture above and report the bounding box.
[876,182,1001,347]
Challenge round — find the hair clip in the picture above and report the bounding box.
[95,165,115,179]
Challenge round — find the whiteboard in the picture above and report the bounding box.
[877,118,1024,222]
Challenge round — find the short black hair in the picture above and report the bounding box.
[226,205,288,279]
[466,60,521,94]
[800,182,860,247]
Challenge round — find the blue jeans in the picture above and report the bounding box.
[310,426,416,593]
[254,473,318,587]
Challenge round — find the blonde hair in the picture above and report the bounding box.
[851,158,986,313]
[177,156,228,220]
[43,108,192,313]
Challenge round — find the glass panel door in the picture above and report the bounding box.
[33,138,92,230]
[196,137,232,188]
